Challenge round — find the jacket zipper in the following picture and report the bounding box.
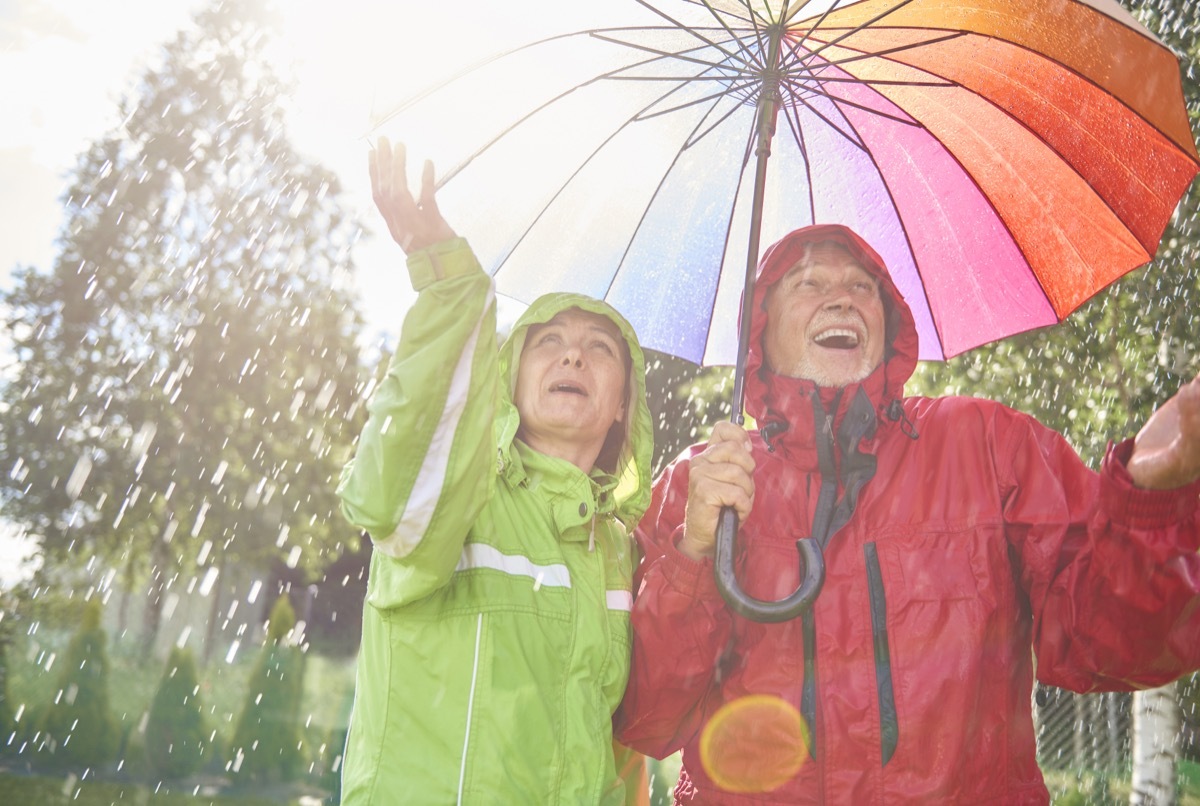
[864,543,899,765]
[457,612,484,804]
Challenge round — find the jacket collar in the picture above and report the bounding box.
[756,362,887,468]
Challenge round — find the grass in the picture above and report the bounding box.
[1043,760,1200,805]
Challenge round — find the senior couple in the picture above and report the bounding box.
[336,139,1200,804]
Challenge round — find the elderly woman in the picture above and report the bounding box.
[337,139,654,805]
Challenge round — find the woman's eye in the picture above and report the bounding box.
[591,341,616,356]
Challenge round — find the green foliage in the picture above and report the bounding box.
[643,350,734,474]
[0,591,16,742]
[145,646,208,778]
[0,0,368,657]
[265,594,296,644]
[228,596,306,782]
[36,599,120,768]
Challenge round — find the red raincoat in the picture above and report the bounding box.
[616,225,1200,804]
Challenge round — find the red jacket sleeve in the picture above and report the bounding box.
[1011,428,1200,692]
[614,448,735,759]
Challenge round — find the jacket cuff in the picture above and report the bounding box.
[662,527,721,600]
[405,237,480,291]
[1100,439,1200,530]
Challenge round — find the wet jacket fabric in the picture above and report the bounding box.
[615,225,1200,804]
[338,238,654,805]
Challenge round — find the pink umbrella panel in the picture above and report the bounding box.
[375,0,1200,364]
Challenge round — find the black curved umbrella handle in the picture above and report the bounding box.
[714,506,825,623]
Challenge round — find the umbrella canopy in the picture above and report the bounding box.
[375,0,1198,365]
[373,0,1198,621]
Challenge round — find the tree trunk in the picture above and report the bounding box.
[202,558,226,666]
[139,534,171,660]
[1131,683,1180,805]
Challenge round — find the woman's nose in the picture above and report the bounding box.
[560,348,583,368]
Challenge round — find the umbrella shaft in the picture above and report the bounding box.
[730,87,780,424]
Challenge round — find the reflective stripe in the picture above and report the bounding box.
[606,590,633,612]
[454,543,572,589]
[457,612,483,805]
[377,287,495,558]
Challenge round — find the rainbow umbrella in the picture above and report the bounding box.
[374,0,1199,620]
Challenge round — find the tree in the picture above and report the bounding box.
[145,645,209,779]
[36,598,120,768]
[228,593,305,782]
[0,0,369,659]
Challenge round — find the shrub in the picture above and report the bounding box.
[36,598,120,768]
[145,645,208,778]
[0,592,16,743]
[228,594,306,782]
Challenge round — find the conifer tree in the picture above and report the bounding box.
[38,599,120,768]
[228,593,305,782]
[145,645,208,778]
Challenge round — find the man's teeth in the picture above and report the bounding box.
[814,328,860,348]
[552,383,586,395]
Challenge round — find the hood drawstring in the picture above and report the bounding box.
[760,420,789,453]
[588,514,596,553]
[887,399,919,440]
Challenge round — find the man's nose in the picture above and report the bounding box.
[823,290,852,310]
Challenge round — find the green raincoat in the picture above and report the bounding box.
[338,238,654,805]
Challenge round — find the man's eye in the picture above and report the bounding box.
[537,333,561,346]
[591,340,616,356]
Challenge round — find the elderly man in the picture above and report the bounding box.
[616,224,1200,804]
[338,139,654,805]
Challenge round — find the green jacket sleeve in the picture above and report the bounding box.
[337,238,498,608]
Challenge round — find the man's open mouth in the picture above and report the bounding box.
[550,382,588,396]
[813,328,861,350]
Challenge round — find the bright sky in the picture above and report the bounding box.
[0,0,476,338]
[0,0,598,583]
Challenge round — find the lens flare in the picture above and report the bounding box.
[699,694,809,794]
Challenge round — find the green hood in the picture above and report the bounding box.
[497,293,654,530]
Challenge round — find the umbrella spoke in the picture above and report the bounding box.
[633,0,761,70]
[606,95,735,299]
[592,31,755,78]
[787,79,923,131]
[488,76,720,271]
[633,82,754,121]
[683,94,755,149]
[783,0,917,71]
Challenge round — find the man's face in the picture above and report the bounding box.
[514,308,628,463]
[763,242,887,386]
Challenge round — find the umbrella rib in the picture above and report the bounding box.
[591,31,754,77]
[821,94,947,358]
[633,82,758,122]
[795,30,967,71]
[484,78,710,276]
[695,115,760,365]
[603,93,731,303]
[630,0,760,70]
[777,96,817,221]
[368,28,602,131]
[788,91,871,151]
[683,95,757,149]
[782,72,923,135]
[784,0,841,53]
[782,0,918,72]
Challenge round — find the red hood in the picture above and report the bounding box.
[744,224,919,424]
